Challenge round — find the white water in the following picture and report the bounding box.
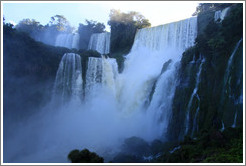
[4,17,198,163]
[169,146,181,153]
[55,33,80,49]
[231,111,238,128]
[101,56,119,97]
[85,56,118,98]
[191,94,200,137]
[52,53,83,103]
[220,121,225,132]
[221,38,242,126]
[88,32,110,54]
[132,17,197,51]
[223,39,242,91]
[185,57,205,135]
[214,7,230,22]
[85,57,103,97]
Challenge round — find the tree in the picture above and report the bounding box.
[192,3,233,16]
[49,15,72,32]
[15,18,43,37]
[108,9,151,54]
[108,9,151,29]
[77,19,105,49]
[68,149,104,163]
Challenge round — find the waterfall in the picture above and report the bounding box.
[88,32,111,54]
[223,39,242,90]
[102,56,118,97]
[191,94,200,137]
[220,38,242,124]
[220,121,225,132]
[55,33,80,49]
[118,17,197,140]
[4,17,200,163]
[85,56,118,98]
[146,60,177,137]
[132,17,197,51]
[214,7,230,22]
[231,111,238,128]
[47,17,199,159]
[185,58,205,135]
[85,57,103,97]
[53,53,83,103]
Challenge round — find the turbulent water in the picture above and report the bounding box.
[55,33,80,49]
[4,17,198,163]
[52,53,83,103]
[85,56,118,97]
[130,17,198,138]
[88,32,111,54]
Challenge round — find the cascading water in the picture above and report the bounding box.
[119,17,197,140]
[220,121,225,132]
[220,38,242,128]
[4,17,198,163]
[231,111,238,128]
[191,94,200,137]
[52,53,83,103]
[85,57,103,97]
[132,17,197,51]
[145,60,178,138]
[185,57,205,135]
[214,7,230,22]
[88,32,111,54]
[223,39,242,94]
[85,56,118,98]
[55,33,80,49]
[101,56,118,97]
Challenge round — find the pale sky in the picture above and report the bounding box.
[2,1,200,32]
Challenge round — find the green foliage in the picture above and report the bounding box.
[196,3,243,55]
[108,9,151,55]
[16,15,73,37]
[68,149,104,163]
[15,15,74,46]
[155,128,243,163]
[112,153,143,163]
[49,15,72,32]
[121,136,151,156]
[15,18,43,36]
[222,4,243,46]
[3,23,70,118]
[108,9,151,29]
[78,19,106,49]
[193,3,233,16]
[4,24,70,80]
[167,3,243,142]
[166,6,243,160]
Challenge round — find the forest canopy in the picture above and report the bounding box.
[108,9,151,54]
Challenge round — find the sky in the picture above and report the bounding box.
[2,1,199,32]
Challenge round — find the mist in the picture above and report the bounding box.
[4,46,183,163]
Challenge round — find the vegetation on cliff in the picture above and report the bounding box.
[155,127,243,163]
[165,3,243,163]
[108,9,151,72]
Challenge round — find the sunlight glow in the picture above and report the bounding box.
[3,1,199,31]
